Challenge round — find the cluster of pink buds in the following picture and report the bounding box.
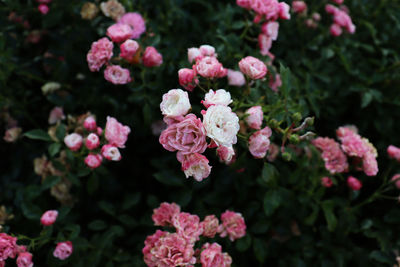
[87,10,162,85]
[0,233,34,267]
[143,202,246,267]
[291,1,322,29]
[321,175,362,191]
[63,116,130,169]
[36,0,51,15]
[325,3,356,36]
[386,145,400,190]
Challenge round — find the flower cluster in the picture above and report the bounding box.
[325,3,356,36]
[291,1,322,29]
[64,115,131,169]
[87,3,162,85]
[143,202,246,266]
[0,233,34,267]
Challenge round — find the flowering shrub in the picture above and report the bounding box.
[1,0,400,266]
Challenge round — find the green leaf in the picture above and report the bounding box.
[88,220,108,231]
[153,171,184,187]
[263,189,282,216]
[321,200,337,231]
[253,238,268,263]
[48,143,61,157]
[24,129,52,141]
[236,234,252,252]
[41,176,61,191]
[87,174,99,195]
[99,201,116,216]
[369,251,394,264]
[122,193,141,210]
[55,124,66,141]
[261,163,277,185]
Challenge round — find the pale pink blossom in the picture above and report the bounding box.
[388,145,400,162]
[261,21,279,40]
[321,177,333,188]
[245,106,263,130]
[152,202,181,226]
[16,252,33,267]
[292,1,307,14]
[84,116,97,132]
[278,2,291,19]
[194,56,225,78]
[251,0,280,21]
[187,47,202,63]
[105,116,131,148]
[48,107,65,124]
[101,144,122,161]
[0,233,18,262]
[267,143,279,162]
[118,12,146,39]
[269,73,282,92]
[53,241,73,260]
[248,127,272,159]
[85,133,100,150]
[200,243,232,267]
[219,210,246,241]
[347,176,362,191]
[64,133,83,151]
[40,210,58,226]
[236,0,252,9]
[97,127,103,136]
[325,4,337,14]
[159,114,207,155]
[160,89,191,118]
[120,39,139,62]
[4,127,22,143]
[227,69,245,87]
[216,146,235,165]
[336,127,366,158]
[312,137,348,174]
[87,37,113,72]
[142,46,163,67]
[312,12,321,21]
[178,68,198,91]
[84,153,103,169]
[106,23,133,43]
[239,56,267,80]
[202,105,239,147]
[38,4,49,15]
[200,215,219,238]
[104,65,131,85]
[180,153,212,182]
[199,45,216,57]
[391,174,400,189]
[142,231,196,267]
[172,212,203,243]
[202,89,232,108]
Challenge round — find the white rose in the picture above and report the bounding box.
[160,89,191,117]
[199,45,216,57]
[203,105,239,147]
[187,47,202,63]
[202,89,232,108]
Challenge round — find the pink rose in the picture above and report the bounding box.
[216,146,236,165]
[248,127,272,159]
[106,23,133,43]
[269,73,282,92]
[104,65,131,85]
[118,12,146,39]
[178,68,198,91]
[278,2,291,19]
[325,4,338,14]
[219,210,246,241]
[199,45,216,57]
[200,243,232,267]
[48,107,65,124]
[238,56,267,80]
[84,154,103,169]
[236,0,252,9]
[53,241,73,260]
[101,144,122,161]
[120,39,139,62]
[159,114,207,155]
[38,4,49,15]
[172,212,203,243]
[245,106,263,130]
[180,153,212,182]
[40,210,58,226]
[391,174,400,189]
[321,177,333,188]
[200,215,219,238]
[152,202,181,226]
[388,145,400,162]
[258,33,273,56]
[87,37,113,72]
[4,127,22,143]
[227,69,245,87]
[312,137,349,174]
[292,1,307,13]
[83,116,97,132]
[187,47,202,63]
[194,56,225,78]
[16,252,33,267]
[0,233,18,262]
[202,89,232,108]
[347,176,362,191]
[142,46,163,67]
[332,0,344,4]
[105,117,131,148]
[85,133,100,150]
[261,21,279,41]
[64,133,83,151]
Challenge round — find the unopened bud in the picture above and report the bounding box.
[282,152,292,161]
[292,112,302,122]
[289,134,300,144]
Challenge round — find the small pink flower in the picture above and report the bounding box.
[199,45,216,57]
[387,145,400,162]
[38,4,49,15]
[142,46,163,67]
[85,133,100,150]
[258,34,272,56]
[4,127,22,143]
[106,23,133,43]
[84,154,103,169]
[53,241,73,260]
[238,56,267,80]
[391,174,400,189]
[312,137,349,174]
[187,47,202,63]
[0,233,18,262]
[84,116,97,132]
[236,0,252,9]
[200,215,219,238]
[216,146,236,165]
[104,65,131,85]
[261,21,279,41]
[101,144,122,161]
[40,210,58,226]
[245,106,263,130]
[200,243,232,267]
[48,107,65,124]
[269,73,282,92]
[152,202,181,227]
[321,177,333,188]
[292,1,307,14]
[180,153,212,182]
[312,12,321,21]
[325,4,338,14]
[16,252,33,267]
[194,56,225,78]
[178,68,198,91]
[278,2,291,19]
[219,210,246,241]
[332,0,344,4]
[87,37,113,72]
[227,69,245,87]
[64,133,83,151]
[172,212,203,243]
[119,39,139,62]
[202,89,232,108]
[118,12,146,39]
[347,176,362,191]
[97,127,103,136]
[248,127,272,159]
